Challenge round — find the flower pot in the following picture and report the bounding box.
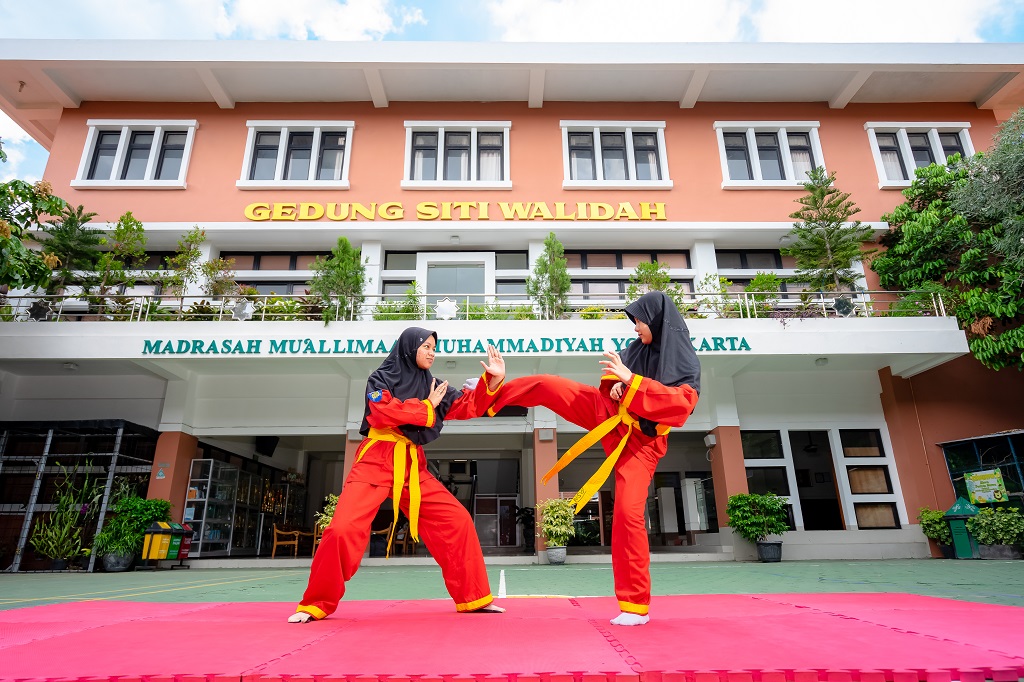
[756,541,783,563]
[545,546,567,565]
[978,544,1022,560]
[102,552,134,572]
[50,559,69,571]
[938,543,955,559]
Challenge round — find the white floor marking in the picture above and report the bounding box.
[498,569,507,598]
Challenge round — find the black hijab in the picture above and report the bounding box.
[621,291,702,436]
[358,327,461,446]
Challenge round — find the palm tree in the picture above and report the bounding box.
[37,205,103,294]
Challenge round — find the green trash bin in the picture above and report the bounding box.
[944,497,980,559]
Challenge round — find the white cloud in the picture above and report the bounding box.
[751,0,1017,42]
[0,112,32,146]
[1,113,46,183]
[484,0,1022,42]
[0,0,425,40]
[486,0,754,41]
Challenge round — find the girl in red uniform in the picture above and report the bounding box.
[488,291,700,626]
[289,327,506,622]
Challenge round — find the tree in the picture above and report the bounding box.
[307,236,366,322]
[782,167,875,291]
[525,232,572,319]
[626,260,690,310]
[0,176,66,292]
[871,162,1024,371]
[91,211,149,297]
[949,108,1024,267]
[36,204,103,294]
[161,227,206,298]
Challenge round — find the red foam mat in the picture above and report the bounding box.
[1,594,1022,681]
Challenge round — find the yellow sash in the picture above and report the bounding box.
[541,403,670,513]
[357,427,422,557]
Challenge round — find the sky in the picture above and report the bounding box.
[2,0,1024,182]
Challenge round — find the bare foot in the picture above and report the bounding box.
[287,611,315,623]
[469,603,505,613]
[610,612,649,626]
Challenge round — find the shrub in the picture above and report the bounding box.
[916,507,953,545]
[725,493,790,544]
[535,498,576,547]
[967,507,1024,546]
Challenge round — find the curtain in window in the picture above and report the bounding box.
[790,149,813,181]
[413,149,436,181]
[880,150,905,181]
[478,149,502,181]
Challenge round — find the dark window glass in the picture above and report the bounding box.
[155,131,186,180]
[444,132,470,181]
[839,429,885,457]
[317,132,346,181]
[723,133,751,180]
[495,252,528,270]
[121,131,154,180]
[250,132,280,181]
[746,467,791,496]
[908,132,934,168]
[384,252,417,270]
[939,132,964,162]
[412,132,437,181]
[569,133,595,181]
[496,281,527,295]
[88,131,121,180]
[756,132,784,180]
[284,132,313,180]
[633,132,660,180]
[741,431,785,459]
[601,132,628,181]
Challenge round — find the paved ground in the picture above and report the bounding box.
[2,559,1023,611]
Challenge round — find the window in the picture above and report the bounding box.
[560,121,672,189]
[865,123,974,189]
[221,252,330,271]
[403,122,511,189]
[564,250,691,271]
[73,119,197,188]
[714,122,824,189]
[238,121,354,189]
[716,250,783,270]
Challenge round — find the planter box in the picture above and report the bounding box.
[756,541,783,562]
[546,546,567,565]
[978,544,1022,560]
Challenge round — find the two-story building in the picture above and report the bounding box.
[1,40,1022,569]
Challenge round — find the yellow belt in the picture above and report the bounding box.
[357,427,422,557]
[541,403,670,513]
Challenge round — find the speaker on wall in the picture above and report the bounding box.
[254,435,279,457]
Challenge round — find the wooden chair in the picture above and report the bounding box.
[393,521,419,556]
[311,525,324,557]
[271,524,300,557]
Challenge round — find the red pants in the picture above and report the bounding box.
[296,448,493,619]
[493,375,665,615]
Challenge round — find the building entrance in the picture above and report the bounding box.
[789,430,844,530]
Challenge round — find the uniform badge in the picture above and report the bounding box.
[368,390,383,402]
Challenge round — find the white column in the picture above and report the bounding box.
[691,240,719,294]
[361,240,383,296]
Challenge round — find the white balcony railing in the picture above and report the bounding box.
[0,290,947,324]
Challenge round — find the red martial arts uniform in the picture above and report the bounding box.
[489,372,698,615]
[296,373,502,620]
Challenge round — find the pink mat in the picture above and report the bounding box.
[1,594,1023,681]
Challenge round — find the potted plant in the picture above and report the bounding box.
[29,461,102,570]
[917,507,955,558]
[966,507,1024,560]
[93,480,172,572]
[725,492,790,562]
[535,498,576,565]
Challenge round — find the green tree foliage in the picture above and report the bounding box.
[308,236,366,322]
[626,260,690,310]
[372,281,424,320]
[0,178,67,291]
[525,232,572,319]
[37,205,103,292]
[92,211,149,296]
[782,167,875,291]
[871,162,1024,371]
[162,227,207,297]
[949,109,1024,266]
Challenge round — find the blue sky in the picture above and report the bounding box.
[3,0,1024,182]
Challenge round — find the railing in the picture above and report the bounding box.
[0,290,947,324]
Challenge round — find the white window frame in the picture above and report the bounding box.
[864,122,974,190]
[71,119,198,189]
[713,121,824,190]
[237,120,354,190]
[402,121,512,190]
[559,120,672,190]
